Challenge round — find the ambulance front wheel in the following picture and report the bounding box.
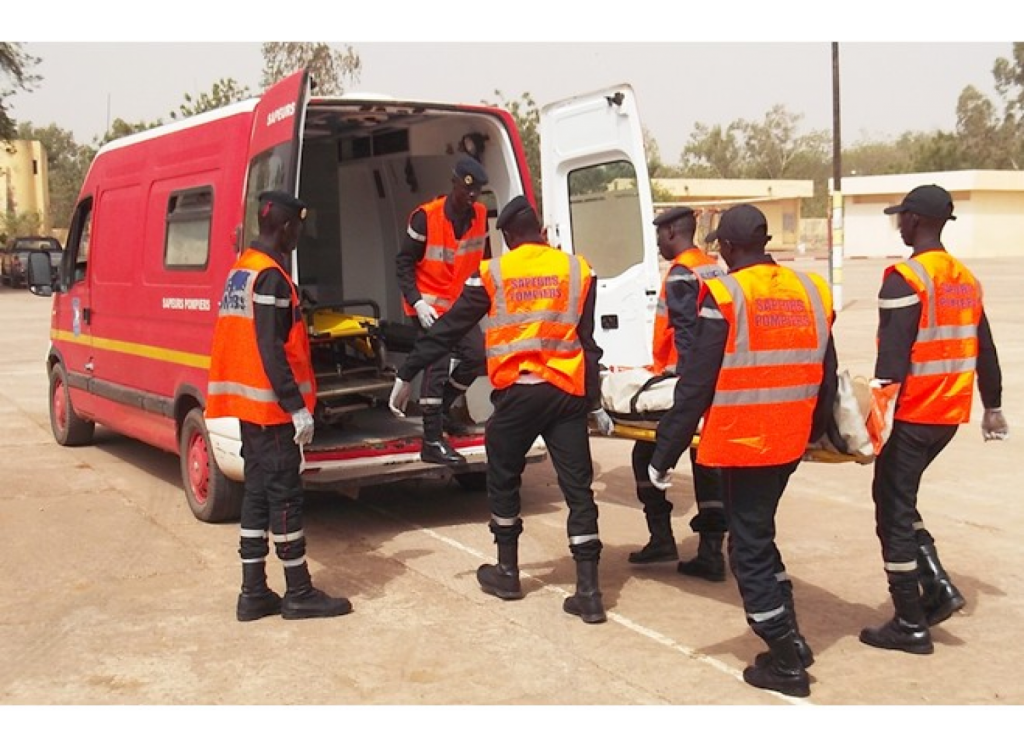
[49,361,95,446]
[180,407,243,523]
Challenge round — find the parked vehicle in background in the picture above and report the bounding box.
[2,236,62,287]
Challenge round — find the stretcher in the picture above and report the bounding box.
[599,368,875,465]
[305,298,397,423]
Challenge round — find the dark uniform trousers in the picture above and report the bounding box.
[872,420,958,576]
[238,421,306,564]
[724,459,801,642]
[413,317,486,404]
[484,381,601,562]
[631,440,726,533]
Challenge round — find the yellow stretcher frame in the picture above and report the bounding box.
[608,422,864,464]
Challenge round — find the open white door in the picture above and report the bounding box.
[540,84,660,368]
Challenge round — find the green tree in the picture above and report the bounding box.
[0,207,43,239]
[842,137,912,177]
[1,43,41,142]
[679,122,745,178]
[738,105,830,181]
[678,105,830,215]
[993,42,1024,112]
[260,43,361,95]
[171,77,252,120]
[16,122,92,229]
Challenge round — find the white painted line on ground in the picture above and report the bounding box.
[370,502,811,705]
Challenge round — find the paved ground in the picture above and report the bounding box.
[0,258,1021,737]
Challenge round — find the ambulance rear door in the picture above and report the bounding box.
[240,69,310,251]
[539,84,660,369]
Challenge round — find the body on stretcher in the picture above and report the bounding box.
[599,368,875,465]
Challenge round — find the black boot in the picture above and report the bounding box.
[236,562,282,622]
[477,541,524,600]
[563,559,607,624]
[281,561,353,620]
[421,406,467,465]
[755,587,814,669]
[677,532,726,581]
[860,577,933,654]
[743,631,811,698]
[628,512,678,564]
[918,542,966,626]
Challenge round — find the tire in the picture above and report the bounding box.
[454,471,488,492]
[179,407,243,523]
[49,361,95,446]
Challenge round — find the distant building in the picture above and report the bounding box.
[653,178,815,252]
[0,139,52,236]
[838,170,1024,259]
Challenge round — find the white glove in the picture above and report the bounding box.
[648,464,672,491]
[413,299,438,329]
[290,408,315,446]
[389,378,413,418]
[982,408,1009,441]
[589,408,615,436]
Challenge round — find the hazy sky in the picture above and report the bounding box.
[6,6,1019,163]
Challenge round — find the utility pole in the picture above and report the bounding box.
[830,42,844,311]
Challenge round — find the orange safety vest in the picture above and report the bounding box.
[480,244,593,396]
[697,265,832,467]
[402,196,488,316]
[206,249,316,425]
[884,250,982,425]
[651,248,724,374]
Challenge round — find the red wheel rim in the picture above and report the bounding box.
[187,429,210,505]
[53,376,68,432]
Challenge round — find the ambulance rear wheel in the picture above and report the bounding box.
[49,361,95,446]
[180,408,243,523]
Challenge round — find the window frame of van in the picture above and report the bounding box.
[163,186,215,271]
[65,198,94,289]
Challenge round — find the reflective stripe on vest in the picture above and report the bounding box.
[885,251,981,424]
[697,266,831,467]
[652,248,724,374]
[205,250,316,425]
[480,244,591,396]
[403,196,488,315]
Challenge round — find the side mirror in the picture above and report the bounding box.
[26,250,53,297]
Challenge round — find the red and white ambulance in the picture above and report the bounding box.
[28,69,661,522]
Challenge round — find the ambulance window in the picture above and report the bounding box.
[165,187,213,269]
[567,160,644,278]
[243,144,293,249]
[66,199,92,287]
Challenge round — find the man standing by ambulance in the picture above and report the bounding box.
[396,157,490,466]
[207,190,352,622]
[628,206,728,583]
[389,196,615,624]
[650,204,837,698]
[860,184,1007,655]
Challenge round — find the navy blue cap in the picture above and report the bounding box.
[653,206,695,226]
[884,184,957,221]
[258,190,308,220]
[706,204,772,244]
[453,157,489,188]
